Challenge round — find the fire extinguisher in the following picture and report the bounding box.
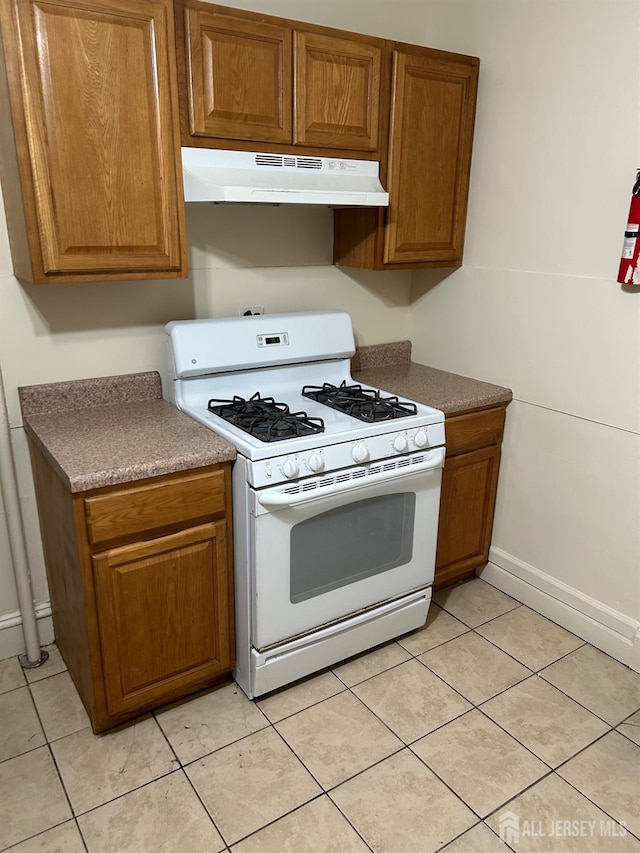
[617,170,640,285]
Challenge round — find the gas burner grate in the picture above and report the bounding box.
[302,382,418,423]
[208,393,324,442]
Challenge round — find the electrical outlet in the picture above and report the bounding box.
[239,306,264,316]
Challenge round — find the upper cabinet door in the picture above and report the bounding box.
[384,51,477,265]
[294,32,381,151]
[2,0,186,281]
[186,6,292,143]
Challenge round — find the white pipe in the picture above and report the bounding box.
[0,364,42,664]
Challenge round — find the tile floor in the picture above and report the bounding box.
[1,577,639,852]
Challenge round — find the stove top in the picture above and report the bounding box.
[303,382,418,423]
[165,312,446,477]
[208,393,325,443]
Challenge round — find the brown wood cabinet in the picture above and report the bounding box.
[180,1,384,156]
[184,5,292,143]
[294,31,381,151]
[0,0,187,284]
[28,445,234,732]
[434,405,506,589]
[334,44,479,270]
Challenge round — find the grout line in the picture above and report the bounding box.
[618,707,640,726]
[430,601,522,632]
[0,684,48,766]
[175,765,230,848]
[479,768,640,845]
[231,790,375,853]
[481,819,519,852]
[480,768,557,822]
[414,644,531,707]
[13,677,82,838]
[534,671,626,728]
[332,657,411,691]
[0,817,79,853]
[68,765,183,820]
[24,667,69,685]
[27,672,92,747]
[75,816,90,853]
[395,625,472,659]
[0,682,29,698]
[472,700,558,770]
[269,724,327,791]
[44,741,76,829]
[552,728,619,775]
[255,680,347,724]
[435,820,485,852]
[615,726,640,748]
[546,771,640,845]
[41,712,180,821]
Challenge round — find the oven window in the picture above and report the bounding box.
[290,493,416,603]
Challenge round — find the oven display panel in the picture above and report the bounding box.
[257,333,289,347]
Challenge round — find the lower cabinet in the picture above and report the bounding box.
[93,521,231,718]
[434,405,506,589]
[28,444,235,732]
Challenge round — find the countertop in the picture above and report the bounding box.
[352,342,512,415]
[18,346,510,493]
[19,373,236,493]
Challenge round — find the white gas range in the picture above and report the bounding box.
[166,311,445,698]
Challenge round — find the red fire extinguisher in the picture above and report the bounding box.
[617,170,640,285]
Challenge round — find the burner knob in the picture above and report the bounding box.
[393,434,408,453]
[413,429,429,448]
[352,442,370,464]
[282,457,299,479]
[307,453,324,473]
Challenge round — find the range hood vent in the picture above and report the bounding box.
[254,153,322,169]
[181,147,389,207]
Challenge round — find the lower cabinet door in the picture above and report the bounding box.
[93,522,232,716]
[435,445,501,587]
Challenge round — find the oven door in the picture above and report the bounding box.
[249,448,444,649]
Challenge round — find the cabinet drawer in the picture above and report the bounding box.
[84,469,226,547]
[445,406,506,457]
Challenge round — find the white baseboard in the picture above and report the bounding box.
[479,548,640,672]
[0,602,54,661]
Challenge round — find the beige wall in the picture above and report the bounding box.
[411,0,640,661]
[200,0,429,41]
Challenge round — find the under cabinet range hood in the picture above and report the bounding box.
[181,147,389,207]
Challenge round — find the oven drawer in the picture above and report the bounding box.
[84,468,226,547]
[445,406,506,456]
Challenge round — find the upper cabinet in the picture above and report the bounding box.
[180,1,384,156]
[0,0,479,282]
[294,32,380,151]
[384,50,477,264]
[334,45,479,270]
[0,0,187,284]
[184,6,292,143]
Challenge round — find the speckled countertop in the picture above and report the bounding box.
[19,347,510,492]
[352,342,512,415]
[19,372,236,493]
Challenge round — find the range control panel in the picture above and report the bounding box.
[246,422,446,488]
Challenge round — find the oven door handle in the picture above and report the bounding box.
[257,448,445,509]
